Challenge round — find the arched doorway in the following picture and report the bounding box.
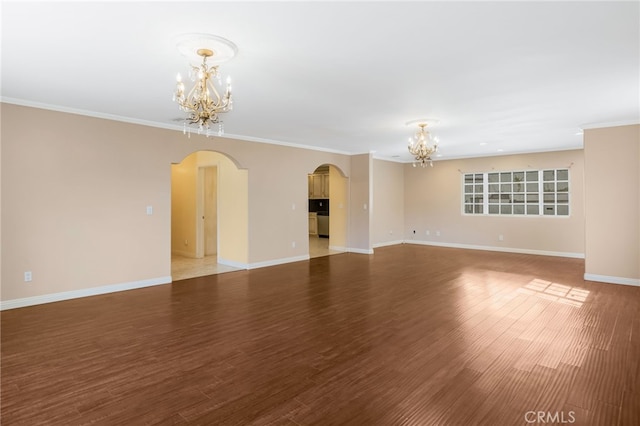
[171,151,248,280]
[308,164,348,258]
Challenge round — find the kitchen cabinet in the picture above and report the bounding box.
[308,212,318,235]
[308,173,330,199]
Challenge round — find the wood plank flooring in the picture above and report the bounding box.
[2,245,639,425]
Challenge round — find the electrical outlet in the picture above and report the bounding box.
[24,271,32,282]
[436,231,441,237]
[292,241,296,248]
[146,205,153,215]
[499,234,504,241]
[426,230,430,236]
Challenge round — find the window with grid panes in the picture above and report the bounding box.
[463,169,569,216]
[463,173,484,214]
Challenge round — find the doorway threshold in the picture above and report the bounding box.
[171,255,241,281]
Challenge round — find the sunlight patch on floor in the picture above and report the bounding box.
[518,278,589,308]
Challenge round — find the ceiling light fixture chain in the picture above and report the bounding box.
[407,120,440,168]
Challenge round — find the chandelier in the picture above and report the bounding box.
[173,34,237,137]
[407,120,439,167]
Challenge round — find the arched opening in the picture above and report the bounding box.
[308,164,349,258]
[171,150,248,280]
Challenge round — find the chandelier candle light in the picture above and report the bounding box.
[173,34,238,137]
[407,119,440,167]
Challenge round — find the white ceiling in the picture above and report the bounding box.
[2,1,639,162]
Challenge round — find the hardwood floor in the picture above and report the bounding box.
[2,245,639,425]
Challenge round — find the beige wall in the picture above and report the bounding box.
[584,124,640,283]
[372,159,405,246]
[329,165,348,250]
[1,104,356,305]
[349,153,373,253]
[1,105,172,302]
[404,149,585,256]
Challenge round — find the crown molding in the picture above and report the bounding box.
[0,97,354,156]
[580,119,640,130]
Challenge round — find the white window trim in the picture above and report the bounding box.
[461,169,570,217]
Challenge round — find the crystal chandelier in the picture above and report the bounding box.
[407,121,439,167]
[173,34,237,137]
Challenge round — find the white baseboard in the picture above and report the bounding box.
[404,239,585,259]
[0,276,172,311]
[217,257,249,270]
[584,273,640,286]
[373,240,404,249]
[348,247,374,255]
[247,255,310,270]
[328,245,347,252]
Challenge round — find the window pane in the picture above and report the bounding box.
[557,205,569,216]
[465,195,473,203]
[465,185,473,194]
[475,184,483,193]
[513,194,525,203]
[543,170,555,181]
[557,182,569,192]
[526,182,538,192]
[465,174,474,183]
[488,173,499,183]
[488,193,500,202]
[557,169,569,180]
[474,196,483,203]
[513,183,524,193]
[474,204,483,214]
[501,194,512,203]
[501,205,512,214]
[475,174,483,183]
[526,171,538,181]
[465,204,473,214]
[544,194,555,203]
[557,193,569,204]
[489,184,499,193]
[527,194,539,203]
[527,205,539,215]
[514,205,525,215]
[544,205,555,215]
[489,205,499,214]
[500,172,511,182]
[501,183,512,193]
[543,183,555,192]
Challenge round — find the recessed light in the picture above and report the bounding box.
[479,142,488,146]
[497,148,504,152]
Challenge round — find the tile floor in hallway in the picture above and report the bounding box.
[171,255,240,281]
[172,236,342,280]
[308,235,344,258]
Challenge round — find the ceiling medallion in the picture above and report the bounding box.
[173,33,238,137]
[406,118,440,168]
